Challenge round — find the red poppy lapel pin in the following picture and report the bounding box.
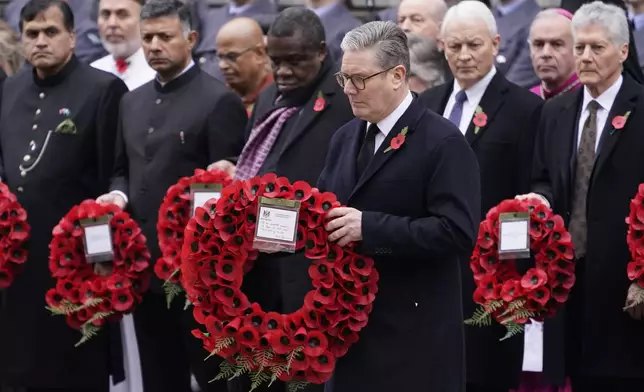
[473,106,488,135]
[313,91,325,112]
[610,111,631,135]
[384,126,408,153]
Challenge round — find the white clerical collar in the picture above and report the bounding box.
[157,60,195,86]
[367,91,413,139]
[453,67,496,105]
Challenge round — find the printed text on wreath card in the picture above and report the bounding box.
[256,206,298,242]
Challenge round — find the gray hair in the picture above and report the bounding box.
[571,1,629,47]
[341,21,410,74]
[407,33,445,88]
[441,0,497,38]
[140,0,192,35]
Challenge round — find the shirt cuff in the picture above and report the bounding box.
[110,190,129,205]
[534,194,550,209]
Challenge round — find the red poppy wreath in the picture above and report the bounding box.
[465,198,575,340]
[0,182,29,289]
[625,184,644,308]
[46,200,151,346]
[180,173,379,391]
[155,168,232,307]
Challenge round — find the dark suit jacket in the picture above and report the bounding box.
[318,97,480,392]
[110,66,247,290]
[531,76,644,379]
[420,72,544,388]
[242,64,354,311]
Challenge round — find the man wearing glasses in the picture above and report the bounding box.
[216,17,273,116]
[209,8,353,392]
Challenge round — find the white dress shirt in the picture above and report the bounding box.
[367,91,414,153]
[578,75,623,152]
[91,48,156,91]
[443,67,497,135]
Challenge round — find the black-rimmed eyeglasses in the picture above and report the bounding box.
[335,65,398,90]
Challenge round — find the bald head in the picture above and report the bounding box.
[216,17,265,47]
[398,0,448,40]
[215,17,270,99]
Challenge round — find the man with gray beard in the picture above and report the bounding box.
[92,0,155,90]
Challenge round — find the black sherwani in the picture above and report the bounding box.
[531,76,644,389]
[318,96,481,392]
[420,73,548,390]
[0,56,128,390]
[110,64,247,392]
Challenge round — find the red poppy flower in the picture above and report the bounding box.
[289,350,310,371]
[311,192,339,214]
[237,326,260,346]
[292,181,313,202]
[527,286,550,306]
[473,111,488,127]
[520,268,548,291]
[107,274,132,291]
[111,289,134,312]
[389,134,406,151]
[45,288,63,308]
[628,260,644,281]
[268,330,296,354]
[612,115,627,130]
[154,257,175,281]
[551,284,570,303]
[215,256,243,283]
[500,280,523,302]
[310,350,336,373]
[313,94,325,112]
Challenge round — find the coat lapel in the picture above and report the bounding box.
[280,71,337,154]
[464,73,508,146]
[591,78,640,184]
[349,97,426,200]
[557,90,583,205]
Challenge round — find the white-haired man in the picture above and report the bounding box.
[519,2,644,390]
[92,0,155,89]
[319,20,481,392]
[528,8,580,99]
[419,2,545,391]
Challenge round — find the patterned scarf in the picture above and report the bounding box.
[234,56,333,180]
[235,106,300,180]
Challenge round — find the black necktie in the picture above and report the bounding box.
[356,123,379,179]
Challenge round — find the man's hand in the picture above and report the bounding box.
[625,283,644,320]
[325,207,363,247]
[96,193,126,209]
[515,193,550,208]
[207,160,236,177]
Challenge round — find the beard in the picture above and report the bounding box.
[101,38,139,59]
